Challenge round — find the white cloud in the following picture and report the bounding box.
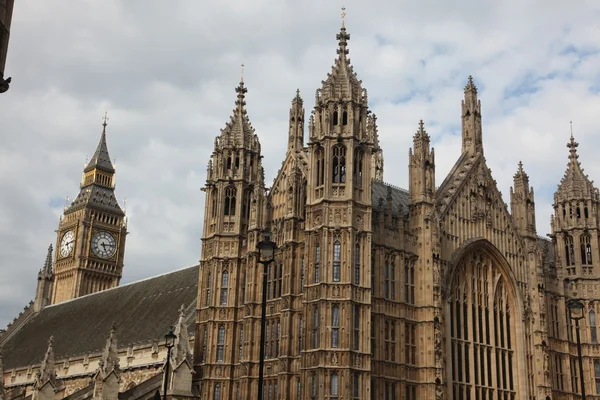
[1,0,599,326]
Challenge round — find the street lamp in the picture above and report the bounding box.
[162,327,177,400]
[256,230,277,400]
[568,299,586,400]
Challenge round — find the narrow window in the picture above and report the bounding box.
[235,155,240,168]
[585,207,589,219]
[315,243,321,283]
[226,155,232,170]
[215,383,222,400]
[384,260,389,299]
[301,255,305,292]
[312,307,319,348]
[354,241,360,285]
[390,260,396,300]
[330,372,339,399]
[238,325,243,361]
[220,271,229,305]
[353,148,364,187]
[217,325,225,362]
[333,110,339,126]
[353,373,360,399]
[332,146,347,184]
[342,111,348,125]
[205,272,211,305]
[591,310,598,343]
[353,305,360,350]
[201,327,207,363]
[332,304,340,348]
[594,360,600,394]
[333,241,341,282]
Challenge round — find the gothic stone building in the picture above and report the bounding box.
[2,23,600,400]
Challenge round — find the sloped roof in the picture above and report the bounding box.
[372,180,409,217]
[1,265,199,371]
[64,185,124,216]
[84,127,115,173]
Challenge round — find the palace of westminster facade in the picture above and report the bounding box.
[2,20,600,400]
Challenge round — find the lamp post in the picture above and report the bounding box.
[568,299,586,400]
[256,230,277,400]
[162,327,177,400]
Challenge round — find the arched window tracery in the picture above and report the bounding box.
[450,252,517,399]
[332,145,347,184]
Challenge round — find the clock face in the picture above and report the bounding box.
[91,231,117,259]
[59,230,75,257]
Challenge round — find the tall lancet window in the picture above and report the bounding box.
[581,234,593,265]
[450,252,517,400]
[224,187,236,216]
[353,148,364,187]
[315,147,325,187]
[333,241,341,282]
[332,145,347,184]
[220,271,229,306]
[565,235,574,267]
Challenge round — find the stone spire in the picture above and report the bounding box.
[85,113,115,173]
[34,245,54,312]
[409,120,435,203]
[35,337,57,389]
[64,116,124,216]
[93,325,121,400]
[219,77,256,144]
[554,125,598,203]
[288,89,305,152]
[317,13,364,103]
[171,305,192,366]
[461,75,483,154]
[98,324,120,377]
[510,161,536,238]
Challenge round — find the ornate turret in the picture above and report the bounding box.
[33,245,54,312]
[550,125,600,277]
[93,325,121,400]
[461,76,483,154]
[288,89,305,152]
[510,161,536,239]
[32,337,58,400]
[409,120,435,205]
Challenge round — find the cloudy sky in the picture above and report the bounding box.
[1,0,599,328]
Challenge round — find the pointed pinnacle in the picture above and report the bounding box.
[44,244,53,274]
[464,75,478,93]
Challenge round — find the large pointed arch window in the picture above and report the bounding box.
[332,145,347,184]
[450,252,517,399]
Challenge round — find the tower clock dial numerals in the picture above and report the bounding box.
[59,230,75,257]
[91,231,117,259]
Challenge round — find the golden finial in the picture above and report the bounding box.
[341,6,346,28]
[241,63,245,83]
[570,120,573,138]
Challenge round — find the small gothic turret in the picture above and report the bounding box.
[288,89,305,152]
[93,325,121,400]
[550,126,600,277]
[33,245,54,312]
[169,305,194,397]
[510,161,536,238]
[461,76,483,154]
[32,337,58,400]
[409,120,435,204]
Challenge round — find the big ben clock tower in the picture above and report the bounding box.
[52,115,127,304]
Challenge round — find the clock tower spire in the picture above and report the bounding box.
[52,115,127,304]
